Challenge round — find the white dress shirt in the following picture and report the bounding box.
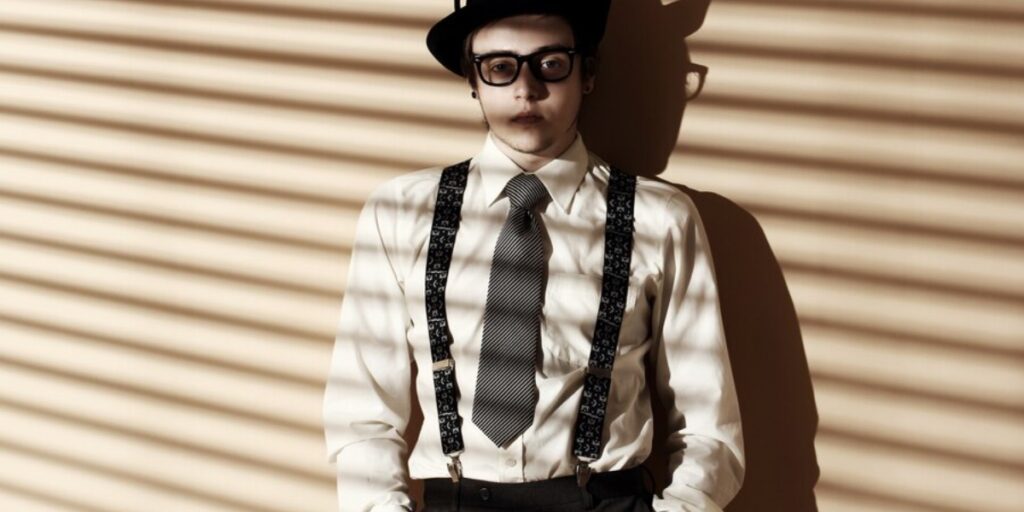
[323,132,744,511]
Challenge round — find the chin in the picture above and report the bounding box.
[499,128,555,154]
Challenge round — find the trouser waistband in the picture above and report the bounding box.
[422,465,652,511]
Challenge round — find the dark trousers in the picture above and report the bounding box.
[421,466,654,512]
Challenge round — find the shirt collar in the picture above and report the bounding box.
[474,131,591,213]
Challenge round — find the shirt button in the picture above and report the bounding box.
[479,487,490,501]
[505,458,517,467]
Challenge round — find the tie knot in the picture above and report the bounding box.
[504,173,548,211]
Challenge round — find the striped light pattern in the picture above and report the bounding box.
[0,1,1021,511]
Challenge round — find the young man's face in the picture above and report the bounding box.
[470,14,593,160]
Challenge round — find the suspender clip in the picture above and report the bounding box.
[575,460,592,488]
[447,454,463,483]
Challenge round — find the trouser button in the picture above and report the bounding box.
[479,487,490,501]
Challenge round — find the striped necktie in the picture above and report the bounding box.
[472,172,549,448]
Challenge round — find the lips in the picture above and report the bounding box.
[512,113,543,124]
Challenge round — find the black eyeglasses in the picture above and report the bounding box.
[472,47,579,86]
[684,62,709,102]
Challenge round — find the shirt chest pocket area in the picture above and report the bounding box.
[541,272,650,368]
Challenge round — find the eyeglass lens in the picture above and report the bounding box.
[478,50,573,85]
[683,63,709,101]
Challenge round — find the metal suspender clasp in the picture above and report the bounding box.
[432,358,455,372]
[575,460,592,488]
[447,454,463,483]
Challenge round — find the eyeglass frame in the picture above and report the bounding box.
[684,62,709,101]
[471,46,580,87]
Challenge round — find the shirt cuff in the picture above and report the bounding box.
[369,506,413,512]
[652,488,725,512]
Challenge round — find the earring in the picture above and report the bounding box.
[583,86,593,94]
[471,91,477,99]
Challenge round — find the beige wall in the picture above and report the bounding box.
[0,0,1021,511]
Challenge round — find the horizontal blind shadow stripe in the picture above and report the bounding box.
[5,90,1019,195]
[0,271,667,353]
[0,188,342,254]
[745,202,1024,249]
[0,178,687,246]
[696,94,1024,138]
[0,104,440,170]
[8,21,1020,80]
[0,146,377,212]
[800,316,1024,362]
[0,271,327,344]
[0,480,112,512]
[0,22,446,79]
[812,371,1024,432]
[5,266,1012,374]
[0,311,325,389]
[5,221,1020,322]
[5,61,1021,138]
[675,145,1024,192]
[0,230,341,301]
[815,424,1024,475]
[0,438,294,512]
[719,0,1024,23]
[781,260,1024,305]
[0,62,472,130]
[0,395,331,485]
[0,354,319,434]
[104,0,437,28]
[815,479,986,512]
[5,126,1020,248]
[692,41,1024,79]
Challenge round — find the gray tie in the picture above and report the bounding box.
[472,173,549,448]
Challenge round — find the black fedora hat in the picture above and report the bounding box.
[427,0,612,77]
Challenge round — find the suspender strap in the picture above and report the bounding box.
[573,167,637,462]
[425,159,471,458]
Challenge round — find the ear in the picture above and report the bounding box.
[582,56,599,93]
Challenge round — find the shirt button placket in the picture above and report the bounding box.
[497,439,522,482]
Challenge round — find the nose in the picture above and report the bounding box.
[512,63,545,100]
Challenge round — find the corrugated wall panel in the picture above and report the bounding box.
[1,0,1021,511]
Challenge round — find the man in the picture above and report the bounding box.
[323,1,743,510]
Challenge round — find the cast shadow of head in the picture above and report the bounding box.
[581,1,820,510]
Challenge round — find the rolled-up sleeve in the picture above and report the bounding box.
[650,193,745,511]
[323,181,415,512]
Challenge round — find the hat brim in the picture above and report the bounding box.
[426,0,609,77]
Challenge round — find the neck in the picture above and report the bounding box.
[491,130,578,173]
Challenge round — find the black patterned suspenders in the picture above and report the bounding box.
[424,159,471,480]
[424,159,637,484]
[571,169,637,486]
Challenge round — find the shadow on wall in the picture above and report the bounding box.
[583,1,821,510]
[580,0,711,176]
[669,187,821,512]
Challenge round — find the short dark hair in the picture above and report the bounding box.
[459,14,599,90]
